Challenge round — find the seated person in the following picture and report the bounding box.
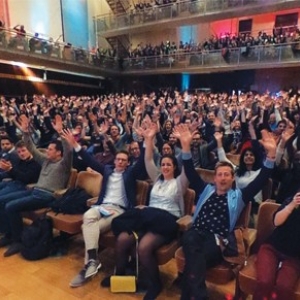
[102,121,188,300]
[61,129,146,288]
[29,33,41,52]
[253,192,300,300]
[173,125,276,300]
[0,135,19,179]
[0,140,41,234]
[0,114,72,257]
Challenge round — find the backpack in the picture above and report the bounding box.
[51,187,91,214]
[21,216,53,261]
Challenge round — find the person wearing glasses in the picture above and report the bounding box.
[61,129,145,288]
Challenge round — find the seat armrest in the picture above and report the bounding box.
[246,228,257,256]
[177,215,193,231]
[265,199,275,203]
[53,189,68,198]
[87,197,98,207]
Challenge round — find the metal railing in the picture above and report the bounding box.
[94,0,299,34]
[121,41,300,72]
[0,26,299,74]
[0,27,117,70]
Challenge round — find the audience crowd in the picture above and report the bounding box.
[0,87,299,299]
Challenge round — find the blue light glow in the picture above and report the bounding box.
[61,0,88,49]
[182,74,190,91]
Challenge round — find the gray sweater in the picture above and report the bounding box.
[23,133,72,192]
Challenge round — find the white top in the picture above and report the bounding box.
[144,150,189,217]
[102,170,127,207]
[150,178,183,218]
[217,147,262,203]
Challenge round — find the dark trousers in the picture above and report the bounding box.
[5,188,55,242]
[253,243,300,300]
[180,228,223,300]
[0,181,28,233]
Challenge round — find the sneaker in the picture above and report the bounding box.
[69,268,87,288]
[84,259,101,279]
[3,242,22,257]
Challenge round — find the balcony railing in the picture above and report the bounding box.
[0,27,117,70]
[0,27,299,74]
[95,0,299,34]
[120,42,300,72]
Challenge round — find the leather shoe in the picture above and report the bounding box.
[0,236,11,247]
[100,276,111,288]
[4,242,22,257]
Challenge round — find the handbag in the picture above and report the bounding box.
[110,231,139,293]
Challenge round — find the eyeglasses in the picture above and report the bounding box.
[115,157,128,162]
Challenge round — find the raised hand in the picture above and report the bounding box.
[259,130,276,158]
[189,119,201,133]
[173,124,193,152]
[51,115,63,133]
[100,120,109,134]
[142,122,158,140]
[88,111,97,124]
[281,127,294,144]
[61,129,78,148]
[213,117,222,128]
[15,114,29,132]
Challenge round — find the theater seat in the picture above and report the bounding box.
[175,202,255,293]
[46,171,102,234]
[237,202,300,299]
[22,168,78,221]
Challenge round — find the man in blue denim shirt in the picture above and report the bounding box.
[173,124,276,300]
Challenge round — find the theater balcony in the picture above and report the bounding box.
[95,0,300,38]
[0,29,118,79]
[1,28,300,79]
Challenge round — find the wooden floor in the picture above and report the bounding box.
[0,234,237,300]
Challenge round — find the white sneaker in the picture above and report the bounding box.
[84,259,102,279]
[69,268,87,288]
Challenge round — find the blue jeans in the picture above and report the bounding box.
[5,188,55,242]
[0,181,28,233]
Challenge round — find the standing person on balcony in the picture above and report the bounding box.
[174,125,276,300]
[13,24,26,37]
[0,114,72,257]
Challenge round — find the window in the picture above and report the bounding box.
[275,13,298,28]
[239,19,252,34]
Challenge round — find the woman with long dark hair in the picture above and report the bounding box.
[103,122,188,300]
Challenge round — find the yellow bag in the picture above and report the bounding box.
[110,231,139,294]
[110,275,136,293]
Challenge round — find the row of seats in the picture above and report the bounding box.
[22,168,299,298]
[23,169,195,266]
